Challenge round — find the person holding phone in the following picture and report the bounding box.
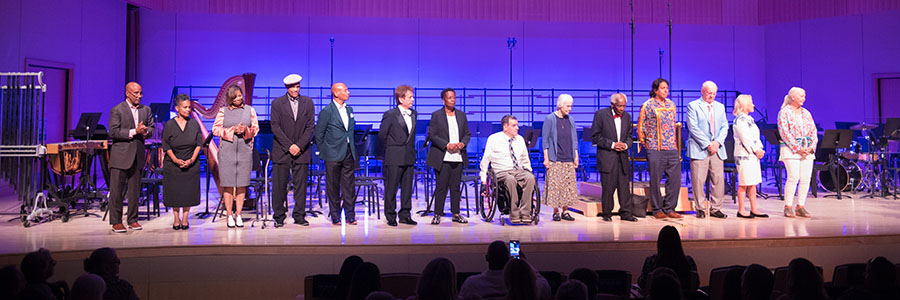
[213,84,259,228]
[107,82,154,233]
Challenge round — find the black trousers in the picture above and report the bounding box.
[432,161,463,215]
[325,150,356,222]
[600,155,633,218]
[383,164,413,221]
[647,149,682,214]
[272,161,308,223]
[108,154,142,225]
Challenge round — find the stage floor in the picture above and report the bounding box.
[2,179,900,256]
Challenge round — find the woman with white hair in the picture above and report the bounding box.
[732,95,768,218]
[541,94,579,222]
[777,87,816,218]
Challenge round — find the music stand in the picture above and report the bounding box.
[761,128,784,200]
[71,113,102,140]
[196,133,216,218]
[819,129,853,199]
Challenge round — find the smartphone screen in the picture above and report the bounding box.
[509,240,520,258]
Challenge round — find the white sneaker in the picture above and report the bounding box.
[227,215,236,228]
[235,214,244,227]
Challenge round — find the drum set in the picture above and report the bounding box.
[821,123,898,197]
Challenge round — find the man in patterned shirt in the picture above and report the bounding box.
[638,78,683,219]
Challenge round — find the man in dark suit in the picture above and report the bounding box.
[426,88,471,225]
[591,93,638,222]
[107,82,154,233]
[270,74,315,227]
[378,85,419,227]
[315,82,358,226]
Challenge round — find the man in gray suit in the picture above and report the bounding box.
[107,82,154,233]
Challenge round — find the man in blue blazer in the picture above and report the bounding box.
[686,81,729,219]
[315,82,358,225]
[378,85,419,227]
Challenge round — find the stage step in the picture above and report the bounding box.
[571,182,693,217]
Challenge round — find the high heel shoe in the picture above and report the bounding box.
[173,224,182,230]
[181,223,189,230]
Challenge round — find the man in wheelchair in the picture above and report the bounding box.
[480,115,537,224]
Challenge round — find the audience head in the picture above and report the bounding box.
[656,226,686,262]
[416,257,458,300]
[865,256,896,293]
[83,247,120,278]
[786,257,827,300]
[0,265,25,299]
[555,280,588,300]
[347,262,381,300]
[504,258,538,300]
[21,248,55,283]
[741,264,773,300]
[68,273,106,300]
[335,256,364,300]
[650,78,669,100]
[648,267,683,300]
[567,268,599,300]
[364,291,395,300]
[486,240,510,271]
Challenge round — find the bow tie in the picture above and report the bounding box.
[401,110,411,117]
[614,114,621,118]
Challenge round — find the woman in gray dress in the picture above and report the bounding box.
[213,85,259,228]
[162,94,203,230]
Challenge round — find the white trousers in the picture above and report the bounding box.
[783,158,814,206]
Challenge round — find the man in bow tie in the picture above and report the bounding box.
[378,85,419,227]
[591,93,637,222]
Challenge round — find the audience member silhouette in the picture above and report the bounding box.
[638,226,697,294]
[1,264,26,300]
[19,248,67,300]
[554,280,587,300]
[333,255,365,300]
[414,257,459,300]
[365,291,396,300]
[741,264,774,300]
[566,269,597,300]
[347,262,381,300]
[504,258,539,300]
[647,267,683,300]
[839,256,898,300]
[779,258,829,300]
[459,241,550,300]
[67,273,106,300]
[83,247,138,300]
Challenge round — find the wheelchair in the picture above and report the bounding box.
[478,168,541,225]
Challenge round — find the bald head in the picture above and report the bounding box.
[701,81,717,103]
[331,82,349,104]
[125,82,143,106]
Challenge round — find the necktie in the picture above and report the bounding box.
[708,104,715,137]
[508,138,520,170]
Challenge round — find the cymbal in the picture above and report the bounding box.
[850,123,878,131]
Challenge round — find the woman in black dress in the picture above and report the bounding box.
[162,94,203,230]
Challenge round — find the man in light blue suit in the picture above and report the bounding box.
[687,81,729,219]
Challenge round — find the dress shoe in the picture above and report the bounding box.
[294,218,310,226]
[347,219,358,225]
[653,212,668,219]
[235,215,244,227]
[331,221,342,226]
[431,215,441,225]
[127,222,143,230]
[552,213,561,221]
[560,212,575,221]
[667,212,683,219]
[783,207,795,218]
[510,218,522,224]
[795,207,811,218]
[181,223,189,230]
[751,212,769,218]
[521,216,533,224]
[621,216,638,222]
[399,218,418,225]
[737,212,754,219]
[227,216,236,228]
[387,219,398,227]
[696,210,706,219]
[111,224,127,233]
[601,216,612,222]
[452,215,468,224]
[710,210,727,219]
[274,221,285,228]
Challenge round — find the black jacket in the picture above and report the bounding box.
[270,94,315,164]
[426,108,471,171]
[378,107,417,166]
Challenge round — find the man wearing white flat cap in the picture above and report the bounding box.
[270,74,315,227]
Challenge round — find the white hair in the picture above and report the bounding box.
[557,94,574,109]
[701,81,718,92]
[782,87,805,109]
[733,94,753,116]
[610,93,626,104]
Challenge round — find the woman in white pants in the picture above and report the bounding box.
[732,95,768,218]
[777,87,817,218]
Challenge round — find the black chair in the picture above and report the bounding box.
[595,269,632,300]
[707,265,745,300]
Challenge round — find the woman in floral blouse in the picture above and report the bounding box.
[777,87,816,218]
